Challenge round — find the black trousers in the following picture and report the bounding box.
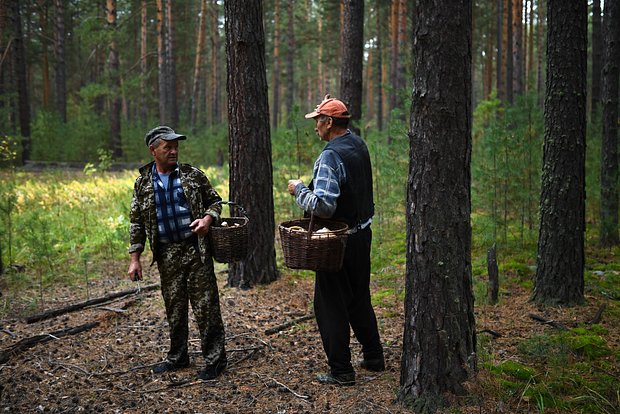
[314,227,383,376]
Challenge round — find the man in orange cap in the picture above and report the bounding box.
[287,95,385,386]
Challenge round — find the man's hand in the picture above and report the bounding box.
[190,214,213,236]
[288,179,303,195]
[128,253,142,281]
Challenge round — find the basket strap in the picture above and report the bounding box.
[215,200,247,217]
[307,213,315,241]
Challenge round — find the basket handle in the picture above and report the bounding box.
[307,213,315,241]
[215,200,247,217]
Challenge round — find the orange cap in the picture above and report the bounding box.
[304,94,351,119]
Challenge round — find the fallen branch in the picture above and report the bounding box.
[587,303,607,325]
[529,313,569,331]
[264,314,314,335]
[0,321,99,364]
[479,328,502,338]
[24,283,160,324]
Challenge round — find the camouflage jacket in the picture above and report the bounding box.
[129,161,222,265]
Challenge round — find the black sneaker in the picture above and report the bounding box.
[316,372,356,386]
[197,360,227,380]
[152,357,190,374]
[360,357,385,372]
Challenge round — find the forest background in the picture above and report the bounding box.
[0,1,618,413]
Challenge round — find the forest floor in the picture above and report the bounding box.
[0,260,618,414]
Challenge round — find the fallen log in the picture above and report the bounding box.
[264,314,315,335]
[0,321,99,364]
[24,283,160,324]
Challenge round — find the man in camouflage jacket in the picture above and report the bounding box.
[128,126,227,381]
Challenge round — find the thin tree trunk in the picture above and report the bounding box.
[399,0,476,410]
[10,0,31,163]
[512,0,523,97]
[225,0,278,288]
[599,0,619,247]
[191,0,207,131]
[106,0,122,159]
[53,0,65,122]
[591,0,603,117]
[537,0,544,107]
[340,0,364,136]
[140,0,147,126]
[375,0,383,130]
[272,0,281,130]
[533,0,586,306]
[165,0,178,128]
[210,0,221,125]
[156,0,167,124]
[506,0,514,104]
[285,0,295,128]
[38,0,50,109]
[527,0,534,91]
[496,0,504,100]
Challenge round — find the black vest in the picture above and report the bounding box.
[322,131,374,228]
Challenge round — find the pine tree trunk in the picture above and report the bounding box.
[399,0,476,410]
[10,0,31,163]
[156,0,167,124]
[140,0,147,126]
[375,0,384,131]
[599,0,619,247]
[496,0,504,100]
[106,0,122,159]
[210,0,221,126]
[53,0,66,123]
[38,0,50,109]
[536,0,545,107]
[506,0,514,104]
[165,0,178,128]
[512,0,523,96]
[225,0,278,288]
[591,0,603,117]
[285,0,295,129]
[272,0,281,130]
[340,0,364,136]
[533,0,586,306]
[191,0,207,131]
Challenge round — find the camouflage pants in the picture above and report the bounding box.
[156,237,226,367]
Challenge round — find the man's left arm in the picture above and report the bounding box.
[188,167,222,236]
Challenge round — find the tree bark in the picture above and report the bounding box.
[536,0,544,107]
[599,0,619,247]
[340,0,364,136]
[591,0,603,117]
[533,0,587,306]
[399,0,476,410]
[506,0,514,104]
[512,0,524,97]
[225,0,278,288]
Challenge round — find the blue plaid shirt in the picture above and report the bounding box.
[152,164,194,243]
[293,148,347,218]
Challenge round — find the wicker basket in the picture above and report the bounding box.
[208,202,249,263]
[279,216,348,272]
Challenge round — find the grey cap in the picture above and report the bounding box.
[145,126,187,146]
